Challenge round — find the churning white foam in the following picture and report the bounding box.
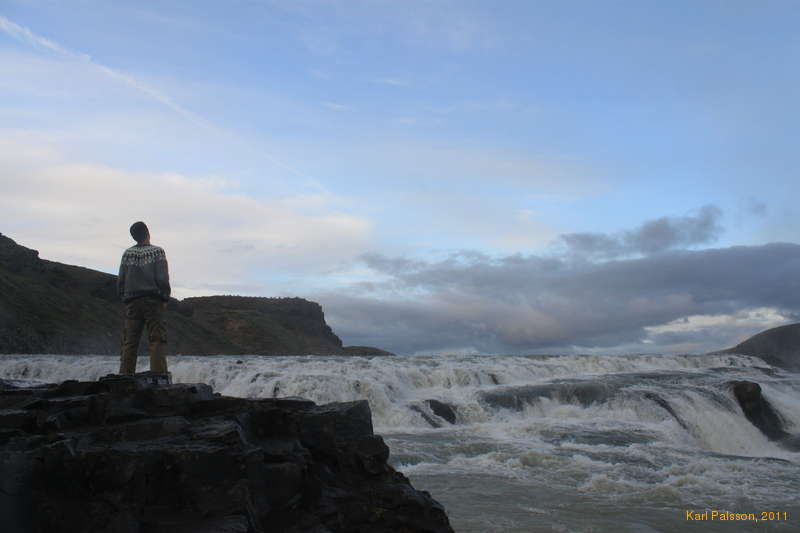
[3,352,799,532]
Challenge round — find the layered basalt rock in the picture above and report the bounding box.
[0,376,452,533]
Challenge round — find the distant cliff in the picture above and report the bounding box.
[0,233,393,356]
[715,323,800,372]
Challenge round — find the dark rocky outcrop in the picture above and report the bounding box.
[727,380,799,451]
[0,376,452,533]
[480,382,616,410]
[182,296,346,355]
[642,391,689,431]
[0,233,392,356]
[715,323,800,372]
[408,400,458,429]
[728,380,789,441]
[425,400,457,425]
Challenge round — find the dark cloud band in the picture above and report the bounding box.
[317,239,799,355]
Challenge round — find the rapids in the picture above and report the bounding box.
[2,352,798,531]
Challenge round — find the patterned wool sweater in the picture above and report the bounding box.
[117,244,171,303]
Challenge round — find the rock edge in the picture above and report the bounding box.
[0,376,452,533]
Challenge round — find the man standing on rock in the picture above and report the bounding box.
[117,221,171,376]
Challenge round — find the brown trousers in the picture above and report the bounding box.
[119,296,168,374]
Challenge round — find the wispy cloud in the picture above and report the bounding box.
[0,135,373,296]
[1,15,317,181]
[0,15,87,58]
[370,77,410,87]
[0,15,211,129]
[322,101,349,111]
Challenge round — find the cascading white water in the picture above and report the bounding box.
[2,352,798,532]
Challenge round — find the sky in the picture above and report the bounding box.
[2,0,800,355]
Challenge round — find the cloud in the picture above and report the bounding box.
[0,15,84,58]
[314,216,800,354]
[343,140,599,194]
[0,42,315,183]
[0,15,212,129]
[744,198,767,218]
[370,77,410,87]
[641,308,792,353]
[0,136,373,298]
[322,102,349,111]
[269,0,501,54]
[559,204,723,259]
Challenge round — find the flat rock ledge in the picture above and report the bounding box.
[0,376,453,533]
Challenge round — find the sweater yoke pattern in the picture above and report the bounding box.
[122,245,166,266]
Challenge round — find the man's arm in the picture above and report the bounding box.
[155,249,171,302]
[117,253,127,301]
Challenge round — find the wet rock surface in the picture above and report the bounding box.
[0,376,453,533]
[728,380,799,451]
[479,381,619,410]
[728,380,789,441]
[425,400,457,425]
[409,400,458,428]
